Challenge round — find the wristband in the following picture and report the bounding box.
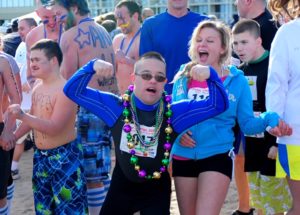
[266,126,272,132]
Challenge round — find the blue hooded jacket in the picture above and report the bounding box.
[171,64,279,159]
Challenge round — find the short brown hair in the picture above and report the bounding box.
[232,19,261,39]
[31,39,63,66]
[134,51,166,73]
[116,0,142,22]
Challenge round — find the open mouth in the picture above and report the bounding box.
[47,23,56,29]
[146,87,157,94]
[238,54,245,59]
[31,66,39,71]
[199,51,209,62]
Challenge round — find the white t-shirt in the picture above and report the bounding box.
[15,42,31,111]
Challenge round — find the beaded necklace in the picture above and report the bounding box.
[130,96,164,147]
[122,85,173,180]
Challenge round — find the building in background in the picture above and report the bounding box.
[0,0,35,21]
[189,0,236,23]
[88,0,116,16]
[88,0,237,24]
[0,0,35,33]
[1,0,237,32]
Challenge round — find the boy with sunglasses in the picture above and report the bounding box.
[135,72,167,82]
[64,51,229,214]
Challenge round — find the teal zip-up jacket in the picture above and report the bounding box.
[171,65,279,159]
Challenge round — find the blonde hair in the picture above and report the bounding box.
[188,20,231,65]
[268,0,300,21]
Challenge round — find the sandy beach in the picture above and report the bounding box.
[12,149,240,215]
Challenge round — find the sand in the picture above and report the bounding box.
[11,149,239,215]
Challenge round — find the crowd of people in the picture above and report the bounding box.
[0,0,299,215]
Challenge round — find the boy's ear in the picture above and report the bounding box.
[35,8,43,18]
[50,56,58,65]
[71,6,78,15]
[245,0,253,6]
[256,37,262,46]
[132,12,139,20]
[131,73,135,82]
[35,9,40,17]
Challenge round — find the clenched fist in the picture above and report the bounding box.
[190,64,210,81]
[93,59,114,78]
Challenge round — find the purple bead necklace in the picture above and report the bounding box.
[122,85,173,180]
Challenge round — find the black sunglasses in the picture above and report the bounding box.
[135,73,166,82]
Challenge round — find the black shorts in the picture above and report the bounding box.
[0,122,14,199]
[245,135,276,176]
[172,151,233,180]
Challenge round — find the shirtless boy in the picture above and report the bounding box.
[8,39,87,214]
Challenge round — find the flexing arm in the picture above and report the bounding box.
[64,59,123,127]
[171,66,229,133]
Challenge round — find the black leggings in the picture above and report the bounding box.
[0,122,14,199]
[100,162,171,215]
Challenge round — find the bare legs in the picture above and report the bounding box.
[175,171,230,215]
[286,178,300,215]
[174,177,197,215]
[234,155,251,213]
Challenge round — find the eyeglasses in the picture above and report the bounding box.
[135,73,166,82]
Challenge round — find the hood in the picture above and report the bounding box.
[223,65,244,87]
